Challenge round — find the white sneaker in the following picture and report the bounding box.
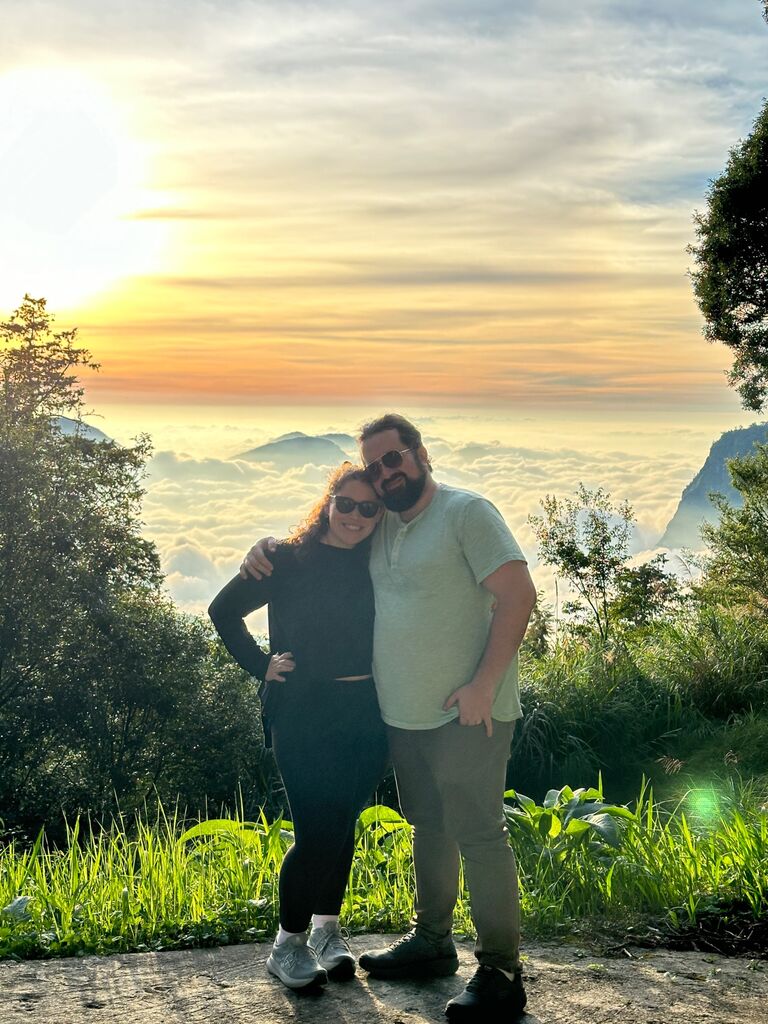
[309,922,356,980]
[266,933,328,989]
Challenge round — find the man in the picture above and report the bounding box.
[244,413,536,1021]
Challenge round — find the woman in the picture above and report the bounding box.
[208,464,387,990]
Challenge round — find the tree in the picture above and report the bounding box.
[519,595,553,659]
[697,443,768,609]
[528,486,635,643]
[689,101,768,411]
[1,296,272,836]
[608,554,684,629]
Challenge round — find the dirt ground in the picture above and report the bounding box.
[1,934,766,1024]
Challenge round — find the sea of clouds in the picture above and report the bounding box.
[142,430,702,619]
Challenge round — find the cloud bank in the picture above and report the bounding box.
[143,428,701,616]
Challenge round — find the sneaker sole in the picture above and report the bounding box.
[445,1005,526,1022]
[324,957,357,981]
[445,997,527,1022]
[445,987,527,1021]
[359,956,459,980]
[266,956,328,989]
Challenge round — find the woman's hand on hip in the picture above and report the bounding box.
[265,651,295,682]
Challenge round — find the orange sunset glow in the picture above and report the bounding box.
[2,2,766,415]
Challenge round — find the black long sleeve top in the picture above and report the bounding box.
[208,539,375,685]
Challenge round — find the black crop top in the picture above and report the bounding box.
[208,539,375,684]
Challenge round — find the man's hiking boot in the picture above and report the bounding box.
[309,922,356,980]
[445,964,527,1020]
[266,933,328,989]
[359,928,459,979]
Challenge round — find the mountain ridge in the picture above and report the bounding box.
[53,416,110,443]
[233,434,353,468]
[659,422,768,548]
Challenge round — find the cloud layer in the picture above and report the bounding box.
[142,427,703,617]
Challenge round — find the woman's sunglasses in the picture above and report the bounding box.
[331,495,382,518]
[363,447,416,481]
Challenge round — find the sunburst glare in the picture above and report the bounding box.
[0,66,168,309]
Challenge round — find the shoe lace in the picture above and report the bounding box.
[390,929,419,950]
[316,926,350,956]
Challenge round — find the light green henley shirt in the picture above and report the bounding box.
[369,483,527,730]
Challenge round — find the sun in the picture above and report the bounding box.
[0,66,167,310]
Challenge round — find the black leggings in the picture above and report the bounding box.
[269,678,389,933]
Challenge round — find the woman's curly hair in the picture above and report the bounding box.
[285,463,376,557]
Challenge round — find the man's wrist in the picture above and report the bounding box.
[468,675,497,698]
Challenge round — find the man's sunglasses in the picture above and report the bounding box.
[331,495,382,518]
[364,447,416,481]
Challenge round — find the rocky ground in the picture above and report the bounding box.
[1,934,766,1024]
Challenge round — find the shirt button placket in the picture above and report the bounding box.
[390,524,408,570]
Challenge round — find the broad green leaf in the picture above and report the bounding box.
[537,812,562,839]
[504,808,537,830]
[179,819,256,841]
[583,813,622,849]
[509,791,537,812]
[1,896,33,920]
[358,806,407,828]
[564,818,591,837]
[579,788,603,801]
[563,800,633,825]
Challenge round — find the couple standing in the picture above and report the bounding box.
[209,413,536,1021]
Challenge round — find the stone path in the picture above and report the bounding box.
[1,934,766,1023]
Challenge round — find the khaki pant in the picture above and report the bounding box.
[387,718,521,972]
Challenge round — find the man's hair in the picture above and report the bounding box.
[358,413,423,450]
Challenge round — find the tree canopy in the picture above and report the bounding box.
[1,297,274,837]
[690,102,768,411]
[698,443,768,609]
[529,486,684,644]
[528,485,635,643]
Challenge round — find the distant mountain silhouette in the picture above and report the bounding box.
[234,432,351,468]
[659,422,768,549]
[272,430,356,451]
[319,432,357,451]
[53,416,110,443]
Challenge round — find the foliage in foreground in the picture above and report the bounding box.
[698,442,768,609]
[1,783,766,961]
[517,441,768,802]
[513,602,768,801]
[0,296,278,837]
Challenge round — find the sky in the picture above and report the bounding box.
[2,1,767,613]
[2,1,767,410]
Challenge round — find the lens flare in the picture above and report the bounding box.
[687,788,721,822]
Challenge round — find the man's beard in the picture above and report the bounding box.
[380,464,428,512]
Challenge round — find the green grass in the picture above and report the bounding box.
[2,782,767,961]
[634,606,768,719]
[513,606,768,802]
[509,778,768,934]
